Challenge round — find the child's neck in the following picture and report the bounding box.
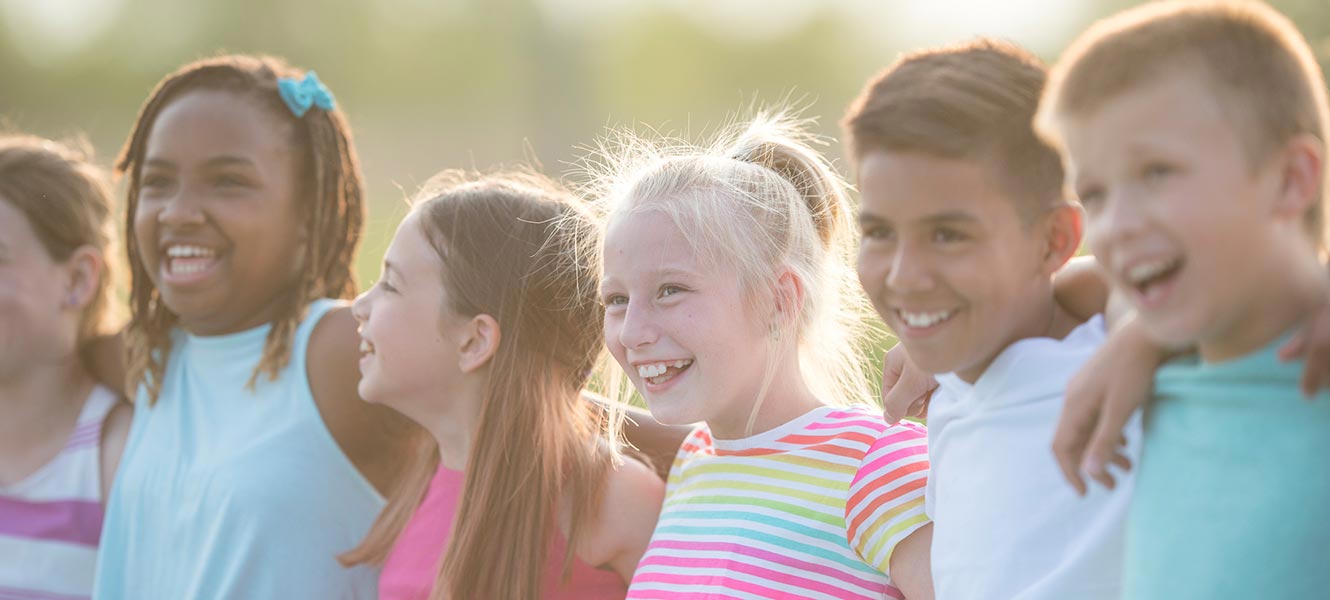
[1200,249,1328,363]
[417,382,483,471]
[956,288,1079,384]
[709,353,824,440]
[0,357,92,483]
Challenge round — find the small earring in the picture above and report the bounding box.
[65,293,79,308]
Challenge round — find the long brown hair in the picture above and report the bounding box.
[341,170,620,600]
[116,54,365,402]
[0,134,118,344]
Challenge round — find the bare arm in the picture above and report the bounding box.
[1053,255,1110,323]
[584,390,690,480]
[889,523,935,600]
[1051,314,1168,494]
[580,456,666,581]
[99,398,133,499]
[308,306,421,496]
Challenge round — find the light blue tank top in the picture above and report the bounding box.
[94,299,383,599]
[1126,332,1330,599]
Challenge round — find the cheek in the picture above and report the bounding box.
[856,247,887,294]
[602,314,624,352]
[132,209,160,265]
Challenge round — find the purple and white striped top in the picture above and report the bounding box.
[0,385,117,600]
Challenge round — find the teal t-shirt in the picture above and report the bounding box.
[1126,335,1330,599]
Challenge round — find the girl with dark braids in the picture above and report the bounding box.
[93,54,415,598]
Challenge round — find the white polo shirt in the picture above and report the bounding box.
[926,315,1142,600]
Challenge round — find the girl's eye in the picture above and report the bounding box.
[660,285,685,298]
[378,279,396,293]
[603,293,627,307]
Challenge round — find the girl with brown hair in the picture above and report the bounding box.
[342,170,663,599]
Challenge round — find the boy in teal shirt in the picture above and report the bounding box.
[1037,1,1330,597]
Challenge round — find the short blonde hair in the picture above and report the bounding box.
[1038,0,1330,243]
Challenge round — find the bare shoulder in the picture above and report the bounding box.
[307,305,419,496]
[99,396,133,499]
[579,454,665,580]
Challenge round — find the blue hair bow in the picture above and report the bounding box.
[277,71,336,118]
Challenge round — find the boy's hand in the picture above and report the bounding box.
[1277,301,1330,397]
[881,344,936,423]
[1052,316,1160,496]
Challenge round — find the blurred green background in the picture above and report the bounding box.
[4,1,1330,393]
[4,0,1329,288]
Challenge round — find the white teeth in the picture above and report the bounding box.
[166,245,217,258]
[1126,258,1179,285]
[171,261,209,275]
[360,340,373,354]
[635,359,693,379]
[899,309,956,329]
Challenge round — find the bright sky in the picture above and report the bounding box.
[1,0,1087,65]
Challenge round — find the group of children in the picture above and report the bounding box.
[1,1,1327,599]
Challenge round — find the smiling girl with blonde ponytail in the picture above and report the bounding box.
[591,111,935,599]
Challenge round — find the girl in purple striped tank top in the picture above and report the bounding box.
[0,135,132,600]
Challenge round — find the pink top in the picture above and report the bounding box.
[379,465,627,600]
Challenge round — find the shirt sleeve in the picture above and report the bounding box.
[845,420,931,576]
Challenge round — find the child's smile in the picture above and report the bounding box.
[133,89,306,336]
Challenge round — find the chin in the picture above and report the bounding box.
[356,383,381,404]
[1138,313,1203,350]
[898,347,957,376]
[642,398,699,427]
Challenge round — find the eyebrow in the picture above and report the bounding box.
[919,211,980,225]
[142,155,257,170]
[858,209,979,227]
[858,210,887,227]
[598,266,701,291]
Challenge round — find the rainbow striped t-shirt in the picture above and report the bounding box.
[627,405,930,600]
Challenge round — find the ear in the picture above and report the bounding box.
[63,244,103,311]
[1039,204,1084,276]
[772,269,806,327]
[1270,134,1324,222]
[457,313,501,374]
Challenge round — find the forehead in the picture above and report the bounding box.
[1061,71,1237,166]
[0,197,41,251]
[145,89,293,164]
[605,209,692,263]
[857,150,1023,223]
[386,211,444,275]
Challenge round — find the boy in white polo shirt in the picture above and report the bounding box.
[841,38,1138,599]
